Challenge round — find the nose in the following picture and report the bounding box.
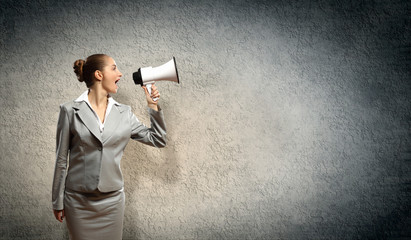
[119,70,123,77]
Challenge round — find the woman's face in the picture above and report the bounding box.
[101,57,122,94]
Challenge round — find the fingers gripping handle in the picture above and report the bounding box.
[146,83,158,102]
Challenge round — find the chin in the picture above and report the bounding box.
[111,87,118,94]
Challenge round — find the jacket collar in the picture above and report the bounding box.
[72,95,126,144]
[74,90,120,107]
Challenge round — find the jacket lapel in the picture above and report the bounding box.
[73,102,103,144]
[101,104,125,144]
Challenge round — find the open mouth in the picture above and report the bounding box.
[115,79,120,84]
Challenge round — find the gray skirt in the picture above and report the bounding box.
[64,188,125,240]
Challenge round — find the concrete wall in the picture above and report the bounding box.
[1,0,410,239]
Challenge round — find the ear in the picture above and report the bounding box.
[94,70,103,81]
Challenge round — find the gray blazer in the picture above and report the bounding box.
[52,100,166,210]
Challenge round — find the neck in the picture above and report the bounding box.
[87,87,108,107]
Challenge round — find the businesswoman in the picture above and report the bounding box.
[52,54,166,240]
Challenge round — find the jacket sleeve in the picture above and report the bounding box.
[130,106,166,148]
[52,105,71,210]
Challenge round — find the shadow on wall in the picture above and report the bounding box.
[365,151,411,239]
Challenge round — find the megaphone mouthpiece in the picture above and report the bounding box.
[133,69,143,86]
[172,57,180,84]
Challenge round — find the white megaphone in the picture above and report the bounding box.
[133,57,180,101]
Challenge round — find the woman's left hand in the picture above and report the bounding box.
[142,84,160,111]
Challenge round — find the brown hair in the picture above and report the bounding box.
[73,54,109,88]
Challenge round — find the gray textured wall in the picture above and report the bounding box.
[1,0,410,239]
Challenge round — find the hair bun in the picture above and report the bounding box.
[73,59,85,82]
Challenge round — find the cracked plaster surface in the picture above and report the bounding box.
[0,0,410,239]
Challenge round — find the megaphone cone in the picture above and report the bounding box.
[133,57,179,85]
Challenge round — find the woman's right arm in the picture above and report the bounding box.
[52,105,71,219]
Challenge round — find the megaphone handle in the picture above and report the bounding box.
[145,83,159,102]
